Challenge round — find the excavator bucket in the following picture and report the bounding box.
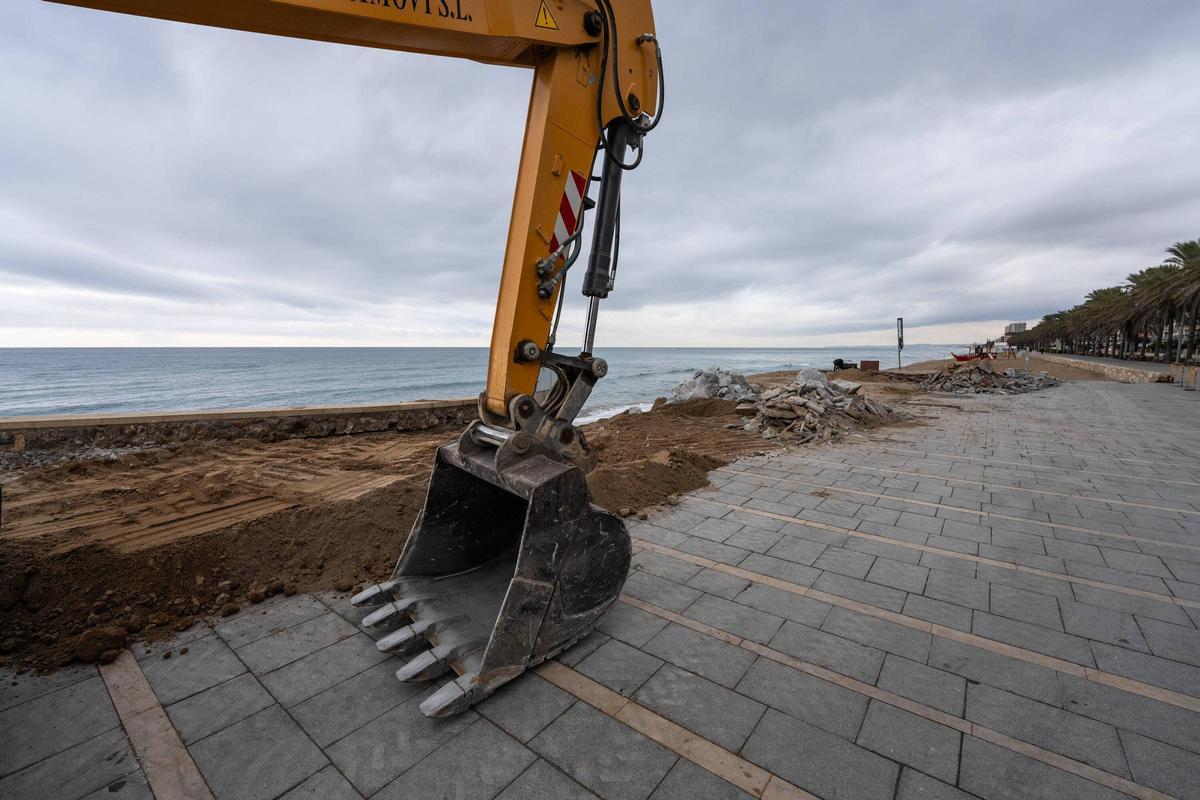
[351,425,630,717]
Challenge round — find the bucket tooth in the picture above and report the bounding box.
[395,635,486,683]
[375,613,467,655]
[420,675,476,718]
[352,578,433,608]
[361,594,437,628]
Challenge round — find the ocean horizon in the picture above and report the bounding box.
[0,345,960,419]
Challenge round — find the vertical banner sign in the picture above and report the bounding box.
[897,317,904,368]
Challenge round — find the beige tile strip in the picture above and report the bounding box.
[535,661,818,799]
[705,497,1200,610]
[720,466,1200,557]
[879,445,1200,489]
[620,595,1180,800]
[99,650,213,800]
[631,536,1200,714]
[777,454,1200,517]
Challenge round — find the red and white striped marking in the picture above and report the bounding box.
[550,169,587,253]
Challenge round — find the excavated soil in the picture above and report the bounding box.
[0,399,774,671]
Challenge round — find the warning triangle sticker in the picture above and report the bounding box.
[535,1,559,30]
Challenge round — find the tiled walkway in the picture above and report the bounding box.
[3,379,1199,799]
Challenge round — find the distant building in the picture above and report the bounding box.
[1001,322,1026,345]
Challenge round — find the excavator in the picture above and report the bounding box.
[48,0,663,716]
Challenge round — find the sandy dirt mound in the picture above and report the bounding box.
[0,399,774,671]
[900,355,1107,382]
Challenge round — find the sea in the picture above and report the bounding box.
[0,345,958,420]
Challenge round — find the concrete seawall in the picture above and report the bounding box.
[0,398,476,453]
[1036,354,1172,383]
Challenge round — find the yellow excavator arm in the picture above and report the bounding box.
[46,0,665,718]
[50,0,660,423]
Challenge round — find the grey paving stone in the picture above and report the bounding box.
[855,505,903,526]
[1138,616,1200,667]
[642,623,756,689]
[764,535,827,566]
[131,622,216,661]
[957,735,1128,800]
[722,527,783,554]
[903,594,973,632]
[856,700,961,784]
[989,528,1048,555]
[1091,641,1200,696]
[189,704,328,800]
[325,689,476,796]
[599,602,670,647]
[278,765,362,800]
[860,519,931,545]
[649,759,753,800]
[259,632,387,708]
[940,519,992,544]
[529,702,677,800]
[496,759,598,800]
[735,656,868,740]
[623,570,704,613]
[0,664,95,713]
[812,546,877,579]
[1058,598,1149,651]
[898,511,946,535]
[141,633,246,706]
[975,565,1073,602]
[559,631,610,666]
[1065,560,1171,594]
[236,611,358,676]
[989,584,1062,630]
[374,718,537,800]
[927,637,1060,706]
[878,654,966,716]
[965,683,1128,776]
[683,593,784,644]
[813,571,907,612]
[1044,538,1105,565]
[924,570,990,611]
[0,726,137,800]
[653,508,709,534]
[769,620,885,684]
[679,537,751,566]
[733,584,832,628]
[477,673,574,743]
[631,523,689,548]
[685,568,752,600]
[742,708,898,800]
[781,520,851,546]
[1120,729,1200,800]
[634,664,764,751]
[865,558,930,593]
[895,767,974,800]
[736,553,821,587]
[972,612,1095,666]
[688,517,745,542]
[166,672,275,744]
[79,770,153,800]
[290,659,424,747]
[0,675,118,776]
[214,595,329,649]
[847,535,927,563]
[722,508,785,532]
[822,606,932,662]
[1071,584,1194,626]
[1060,674,1200,754]
[576,639,664,697]
[633,550,703,584]
[920,551,978,577]
[1100,548,1176,579]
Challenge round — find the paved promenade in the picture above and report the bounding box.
[3,379,1200,800]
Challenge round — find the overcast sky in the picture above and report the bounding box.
[4,1,1200,348]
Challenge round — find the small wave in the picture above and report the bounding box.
[576,402,655,425]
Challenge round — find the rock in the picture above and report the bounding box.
[148,612,170,626]
[75,627,126,663]
[794,367,829,388]
[175,618,193,632]
[247,588,266,604]
[126,614,145,634]
[98,650,119,665]
[1,637,21,654]
[735,402,758,413]
[830,379,861,395]
[335,580,353,593]
[283,584,297,597]
[217,580,232,593]
[220,603,240,617]
[670,367,757,402]
[618,507,632,517]
[636,511,649,520]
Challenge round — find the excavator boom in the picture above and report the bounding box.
[48,0,663,716]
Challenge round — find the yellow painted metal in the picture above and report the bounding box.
[45,0,658,418]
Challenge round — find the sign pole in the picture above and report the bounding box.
[897,317,904,369]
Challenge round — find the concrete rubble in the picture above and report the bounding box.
[670,367,758,402]
[921,361,1060,394]
[736,368,903,443]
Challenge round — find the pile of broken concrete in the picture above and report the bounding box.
[671,367,758,402]
[738,368,902,442]
[921,361,1060,394]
